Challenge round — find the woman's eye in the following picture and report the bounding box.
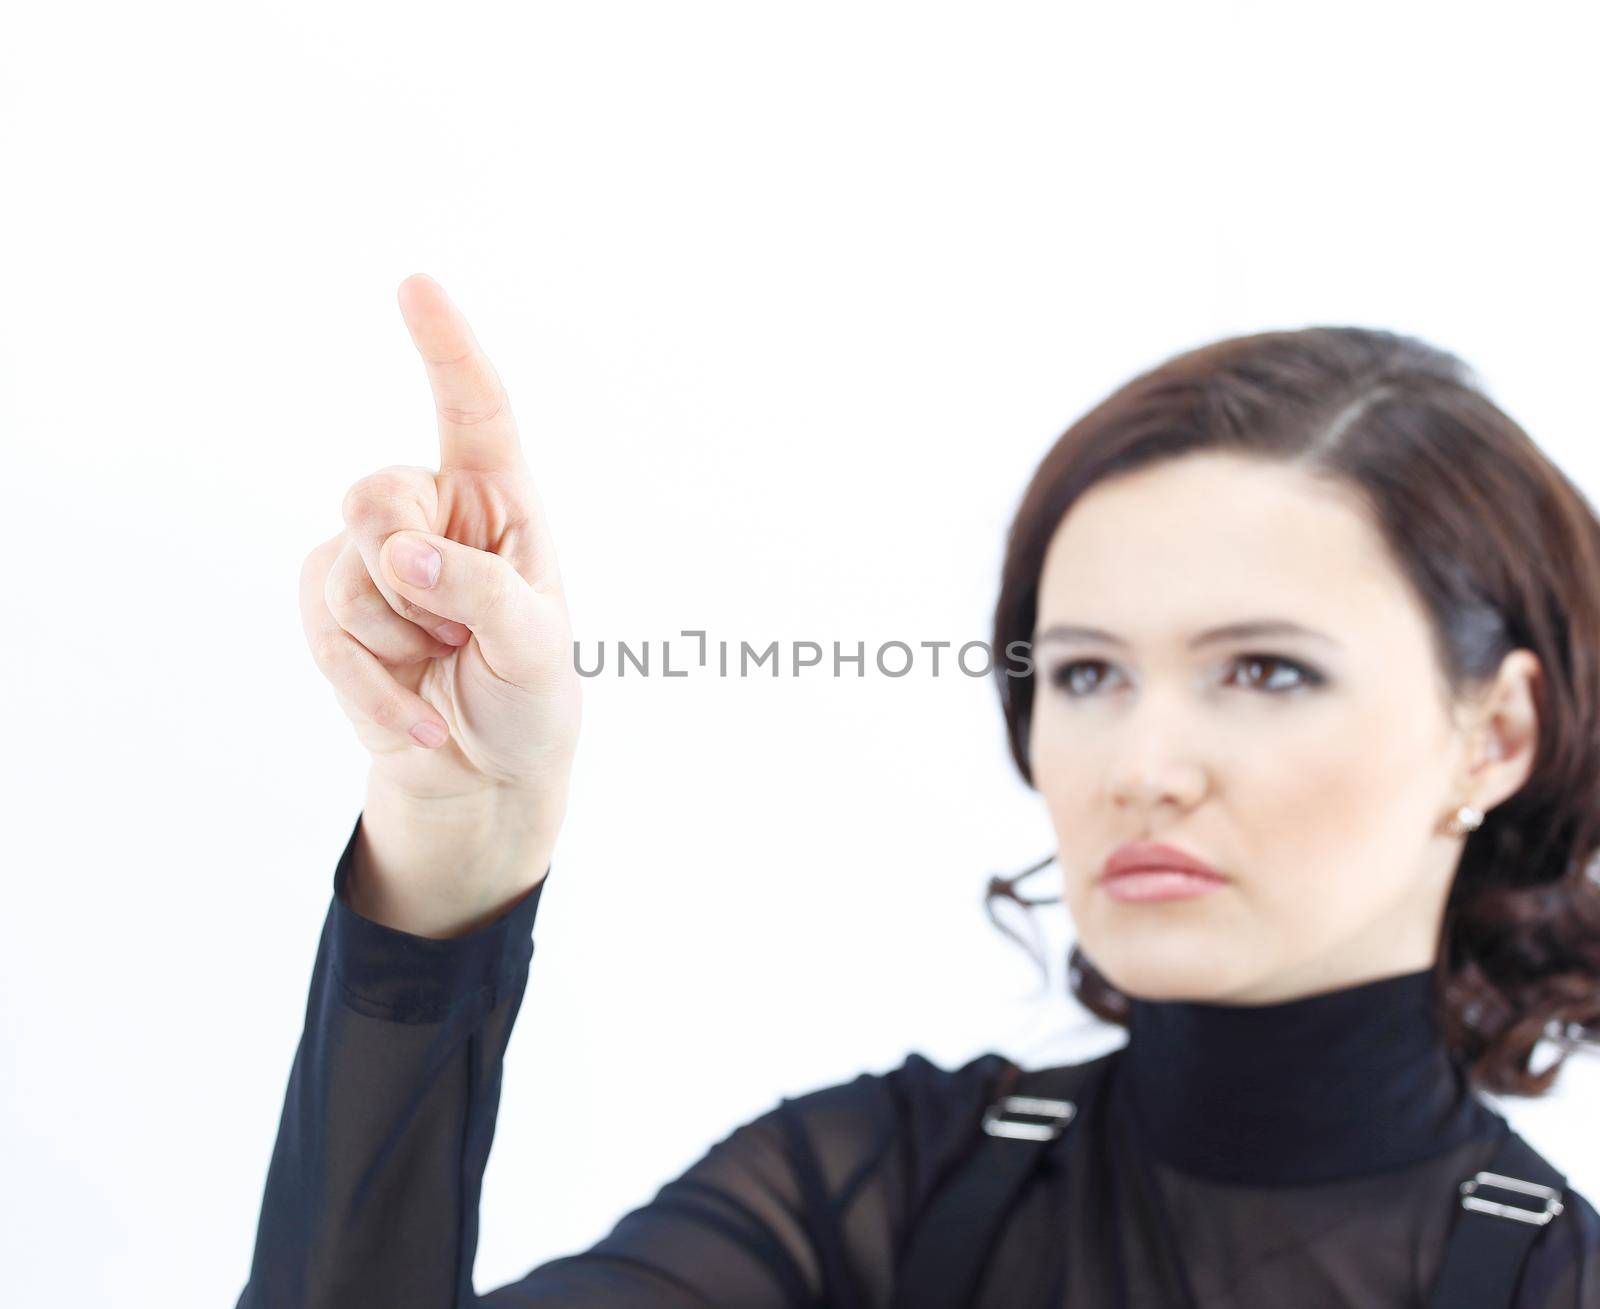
[1050,658,1115,697]
[1047,654,1321,697]
[1223,654,1320,693]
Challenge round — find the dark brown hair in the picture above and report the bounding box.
[985,326,1600,1096]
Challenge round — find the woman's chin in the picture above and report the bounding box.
[1084,942,1258,1004]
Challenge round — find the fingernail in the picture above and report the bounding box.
[411,721,448,748]
[393,536,441,587]
[435,621,472,645]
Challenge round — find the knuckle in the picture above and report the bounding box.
[307,623,347,675]
[339,475,373,519]
[384,588,430,625]
[340,470,414,526]
[439,392,507,428]
[482,562,521,622]
[299,533,344,587]
[323,556,372,619]
[367,693,402,730]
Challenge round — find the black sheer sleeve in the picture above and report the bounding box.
[1514,1186,1600,1308]
[233,811,1013,1309]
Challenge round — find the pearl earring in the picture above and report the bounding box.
[1443,736,1498,837]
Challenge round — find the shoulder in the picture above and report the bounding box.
[775,1048,1017,1132]
[767,1049,1025,1204]
[686,1050,1019,1186]
[1518,1180,1600,1307]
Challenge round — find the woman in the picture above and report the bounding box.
[236,275,1600,1307]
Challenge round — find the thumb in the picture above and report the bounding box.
[380,530,558,686]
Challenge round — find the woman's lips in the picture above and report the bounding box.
[1098,869,1229,902]
[1098,840,1229,902]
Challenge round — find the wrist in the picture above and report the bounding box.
[351,777,564,939]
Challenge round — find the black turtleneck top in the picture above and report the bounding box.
[1120,967,1492,1186]
[235,813,1600,1307]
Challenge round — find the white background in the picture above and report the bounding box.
[4,1,1598,1303]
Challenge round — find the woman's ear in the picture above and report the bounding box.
[1468,648,1542,809]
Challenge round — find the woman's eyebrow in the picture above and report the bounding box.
[1031,618,1343,650]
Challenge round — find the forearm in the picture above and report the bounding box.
[236,814,541,1308]
[347,777,562,940]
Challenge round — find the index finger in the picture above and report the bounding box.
[397,273,522,474]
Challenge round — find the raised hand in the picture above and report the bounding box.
[298,275,580,852]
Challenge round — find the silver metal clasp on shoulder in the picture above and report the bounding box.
[1459,1170,1565,1226]
[981,1094,1076,1141]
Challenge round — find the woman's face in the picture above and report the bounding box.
[1028,450,1535,1005]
